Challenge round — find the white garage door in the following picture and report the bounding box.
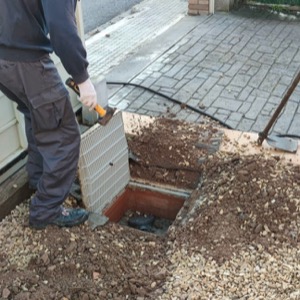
[0,94,27,170]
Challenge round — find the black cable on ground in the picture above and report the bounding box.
[107,81,300,140]
[107,81,234,129]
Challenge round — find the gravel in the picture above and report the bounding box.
[1,117,300,299]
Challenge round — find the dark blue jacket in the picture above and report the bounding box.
[0,0,88,83]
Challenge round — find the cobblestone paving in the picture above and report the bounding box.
[110,7,300,135]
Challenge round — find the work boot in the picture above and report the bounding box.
[29,207,89,230]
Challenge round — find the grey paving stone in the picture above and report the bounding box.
[149,72,163,79]
[117,100,130,110]
[147,63,165,72]
[251,115,272,133]
[217,108,232,116]
[279,75,295,86]
[239,64,251,75]
[237,98,252,115]
[260,53,277,66]
[268,95,282,105]
[187,55,209,68]
[185,113,201,123]
[220,52,235,64]
[248,66,271,89]
[109,86,134,106]
[251,51,263,62]
[126,87,145,100]
[233,54,249,63]
[219,64,232,73]
[174,78,190,90]
[199,60,224,72]
[262,103,277,116]
[187,98,202,108]
[246,66,259,76]
[228,111,244,122]
[184,43,207,57]
[175,109,192,121]
[273,84,288,98]
[127,91,153,109]
[213,112,229,124]
[155,76,178,88]
[218,75,232,86]
[239,86,253,101]
[185,68,205,80]
[213,97,242,112]
[141,77,158,88]
[202,85,224,106]
[146,110,161,117]
[272,101,298,134]
[196,68,214,80]
[237,118,255,132]
[289,114,300,136]
[231,73,251,88]
[173,89,194,103]
[198,76,219,94]
[221,87,239,100]
[181,78,205,95]
[172,54,192,65]
[245,97,268,120]
[168,104,182,115]
[205,107,218,117]
[259,72,280,93]
[174,66,193,81]
[156,89,175,100]
[246,60,262,68]
[239,47,255,58]
[276,47,298,65]
[160,64,173,73]
[142,96,170,113]
[294,49,300,63]
[225,119,239,129]
[257,45,274,54]
[226,61,244,77]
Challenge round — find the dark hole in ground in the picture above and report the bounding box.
[119,210,173,236]
[104,185,187,235]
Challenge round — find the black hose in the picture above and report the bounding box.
[107,81,234,129]
[107,81,300,140]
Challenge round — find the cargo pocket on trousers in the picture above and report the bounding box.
[31,97,66,132]
[29,79,68,133]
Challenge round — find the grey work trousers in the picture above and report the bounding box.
[0,55,81,222]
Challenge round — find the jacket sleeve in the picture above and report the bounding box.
[41,0,89,84]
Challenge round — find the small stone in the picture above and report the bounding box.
[2,288,10,299]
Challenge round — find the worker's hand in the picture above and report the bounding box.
[77,78,97,111]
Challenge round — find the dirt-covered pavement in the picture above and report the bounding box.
[1,118,300,300]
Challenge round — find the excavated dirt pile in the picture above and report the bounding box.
[1,117,300,300]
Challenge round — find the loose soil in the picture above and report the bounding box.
[1,117,300,299]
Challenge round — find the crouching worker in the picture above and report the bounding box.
[0,0,97,229]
